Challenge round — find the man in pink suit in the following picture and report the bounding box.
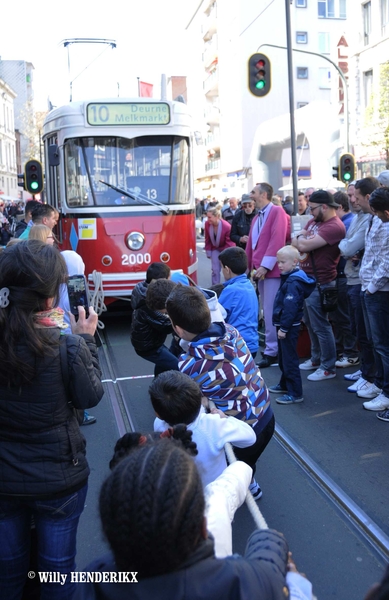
[205,205,235,285]
[246,183,289,368]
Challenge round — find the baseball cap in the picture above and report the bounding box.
[377,170,389,186]
[309,189,339,208]
[241,194,252,204]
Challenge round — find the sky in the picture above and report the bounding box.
[1,0,200,110]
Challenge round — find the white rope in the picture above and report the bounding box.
[209,401,268,530]
[88,270,107,329]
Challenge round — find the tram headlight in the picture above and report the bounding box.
[160,252,170,263]
[126,232,145,251]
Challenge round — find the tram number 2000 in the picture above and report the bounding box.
[121,253,151,266]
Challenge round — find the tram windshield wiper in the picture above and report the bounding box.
[99,180,169,214]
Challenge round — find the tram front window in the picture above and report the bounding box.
[64,135,189,208]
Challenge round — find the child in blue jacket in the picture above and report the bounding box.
[270,245,315,404]
[218,247,259,358]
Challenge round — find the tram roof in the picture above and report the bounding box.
[43,97,191,130]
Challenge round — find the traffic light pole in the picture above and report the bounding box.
[285,0,299,215]
[258,43,349,154]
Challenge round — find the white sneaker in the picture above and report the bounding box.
[299,358,320,371]
[347,376,368,393]
[357,382,382,399]
[307,368,336,382]
[363,393,389,411]
[344,370,362,381]
[335,356,360,368]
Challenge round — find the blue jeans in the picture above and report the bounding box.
[361,291,389,397]
[331,277,358,358]
[303,283,337,372]
[347,285,375,382]
[277,326,303,398]
[0,484,88,600]
[139,344,179,377]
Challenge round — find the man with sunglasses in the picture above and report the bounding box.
[292,190,346,381]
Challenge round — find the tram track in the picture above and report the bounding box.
[98,315,389,567]
[96,326,137,438]
[274,424,389,563]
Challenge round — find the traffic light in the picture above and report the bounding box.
[332,165,340,180]
[248,53,271,97]
[339,153,355,184]
[17,173,25,189]
[24,159,44,195]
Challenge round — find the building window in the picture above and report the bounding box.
[363,2,372,45]
[297,102,309,108]
[318,32,330,54]
[296,0,307,6]
[319,67,332,88]
[364,69,373,108]
[318,0,346,18]
[296,31,308,43]
[382,0,389,35]
[297,67,308,79]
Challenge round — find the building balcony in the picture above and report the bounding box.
[205,158,221,173]
[203,36,218,69]
[202,4,217,41]
[206,132,220,149]
[205,105,220,125]
[204,68,219,96]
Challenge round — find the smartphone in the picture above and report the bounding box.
[67,275,89,317]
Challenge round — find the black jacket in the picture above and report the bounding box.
[272,268,316,332]
[131,281,173,354]
[230,209,258,248]
[74,529,289,600]
[14,219,28,238]
[0,331,104,499]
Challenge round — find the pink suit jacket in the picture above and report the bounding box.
[246,204,289,278]
[204,219,235,252]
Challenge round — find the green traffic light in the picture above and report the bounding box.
[255,80,266,89]
[343,173,351,181]
[31,181,39,190]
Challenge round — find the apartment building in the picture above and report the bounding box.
[0,78,18,199]
[348,0,389,177]
[187,0,349,198]
[0,60,35,169]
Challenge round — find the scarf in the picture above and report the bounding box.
[33,307,68,330]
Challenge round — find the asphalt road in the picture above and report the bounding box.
[76,240,389,600]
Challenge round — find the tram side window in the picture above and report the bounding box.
[171,137,189,204]
[65,139,95,207]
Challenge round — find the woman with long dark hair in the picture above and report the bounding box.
[74,439,290,600]
[0,240,104,600]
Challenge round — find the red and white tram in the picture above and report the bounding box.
[42,98,197,305]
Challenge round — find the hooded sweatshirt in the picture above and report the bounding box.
[58,250,86,334]
[179,323,272,431]
[272,268,315,332]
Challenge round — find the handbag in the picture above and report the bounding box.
[310,252,338,313]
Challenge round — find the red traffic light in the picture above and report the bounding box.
[255,59,265,69]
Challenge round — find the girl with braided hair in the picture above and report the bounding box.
[74,439,290,600]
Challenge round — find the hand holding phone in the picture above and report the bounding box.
[69,306,98,336]
[67,275,89,318]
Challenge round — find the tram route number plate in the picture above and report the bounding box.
[87,103,170,126]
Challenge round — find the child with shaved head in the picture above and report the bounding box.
[270,245,315,404]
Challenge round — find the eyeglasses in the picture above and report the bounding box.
[309,205,322,212]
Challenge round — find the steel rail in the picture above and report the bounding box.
[275,424,389,563]
[96,328,136,437]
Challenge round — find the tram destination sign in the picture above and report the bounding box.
[87,102,170,126]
